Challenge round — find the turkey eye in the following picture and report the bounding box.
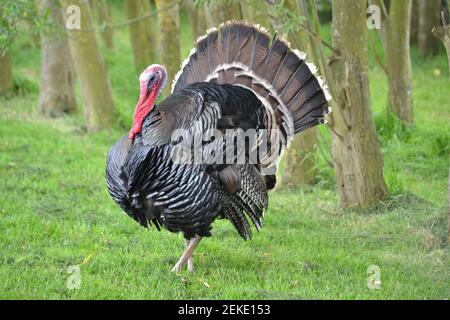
[147,75,156,91]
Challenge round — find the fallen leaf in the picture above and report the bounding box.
[433,69,441,77]
[80,252,95,266]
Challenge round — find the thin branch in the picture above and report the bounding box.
[308,0,346,139]
[369,0,388,50]
[375,0,388,20]
[265,15,337,54]
[113,0,180,28]
[442,10,449,25]
[317,130,334,168]
[327,122,345,140]
[369,32,388,76]
[65,0,181,33]
[297,22,336,54]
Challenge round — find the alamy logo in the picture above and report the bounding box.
[367,265,381,290]
[65,5,81,30]
[367,5,382,30]
[170,127,285,174]
[66,265,81,290]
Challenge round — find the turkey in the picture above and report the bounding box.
[106,22,331,272]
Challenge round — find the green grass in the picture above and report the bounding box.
[0,6,449,299]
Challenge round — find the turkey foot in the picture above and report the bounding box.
[172,236,202,273]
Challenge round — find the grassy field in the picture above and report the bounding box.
[0,6,449,299]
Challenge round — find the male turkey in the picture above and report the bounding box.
[106,22,331,272]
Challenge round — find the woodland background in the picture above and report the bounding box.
[0,0,449,299]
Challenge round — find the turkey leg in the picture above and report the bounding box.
[186,239,195,273]
[172,236,202,273]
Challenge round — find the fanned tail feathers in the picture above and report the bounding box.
[172,22,331,146]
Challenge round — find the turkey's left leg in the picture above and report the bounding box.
[172,236,202,273]
[186,239,195,272]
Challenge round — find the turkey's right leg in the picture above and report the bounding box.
[172,236,202,273]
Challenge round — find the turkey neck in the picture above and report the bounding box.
[139,89,203,147]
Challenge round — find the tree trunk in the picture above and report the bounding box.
[61,0,115,132]
[279,0,318,187]
[125,0,158,72]
[418,0,441,56]
[204,0,241,28]
[39,0,76,116]
[0,50,13,96]
[410,0,420,45]
[281,130,317,186]
[239,0,271,29]
[93,0,114,49]
[155,0,181,98]
[183,0,207,41]
[331,0,388,208]
[387,0,414,124]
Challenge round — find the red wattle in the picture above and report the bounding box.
[129,89,158,140]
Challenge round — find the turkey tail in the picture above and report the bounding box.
[172,22,331,145]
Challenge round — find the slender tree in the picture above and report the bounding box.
[204,0,241,27]
[38,0,76,116]
[92,0,114,49]
[370,0,388,50]
[418,0,441,56]
[371,0,414,123]
[330,0,388,208]
[281,131,317,186]
[386,0,414,123]
[155,0,181,98]
[28,1,41,47]
[1,0,52,96]
[279,0,318,187]
[61,0,115,131]
[183,0,207,41]
[0,51,13,96]
[124,0,158,72]
[410,0,420,45]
